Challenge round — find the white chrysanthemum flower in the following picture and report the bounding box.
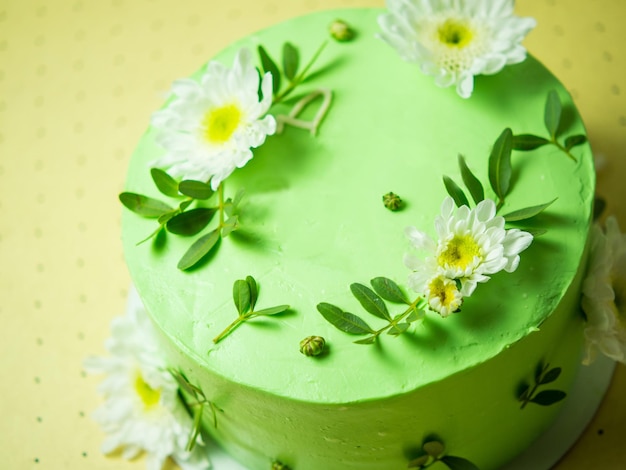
[85,295,210,470]
[377,0,536,98]
[581,216,626,365]
[405,197,533,299]
[424,274,464,317]
[151,48,276,190]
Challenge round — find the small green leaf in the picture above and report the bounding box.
[253,305,290,316]
[179,199,193,211]
[317,303,374,335]
[488,128,513,204]
[177,229,220,270]
[246,275,258,311]
[166,208,216,236]
[258,45,281,95]
[185,402,204,452]
[512,134,550,151]
[539,367,562,385]
[119,192,173,217]
[354,335,377,345]
[350,283,391,321]
[406,308,424,323]
[282,42,299,82]
[407,454,429,468]
[387,323,409,336]
[440,455,480,470]
[158,210,177,225]
[530,389,567,406]
[458,154,484,204]
[221,215,239,237]
[544,90,562,139]
[564,134,587,151]
[233,279,251,315]
[502,198,557,222]
[423,440,445,458]
[178,180,214,200]
[150,168,180,197]
[370,277,409,304]
[443,176,470,208]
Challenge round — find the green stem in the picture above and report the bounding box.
[212,314,247,344]
[552,140,577,162]
[272,40,328,105]
[372,297,423,339]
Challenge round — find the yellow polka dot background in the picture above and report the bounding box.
[1,0,624,468]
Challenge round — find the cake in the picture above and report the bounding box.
[98,5,604,470]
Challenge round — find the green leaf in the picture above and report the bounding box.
[488,128,513,203]
[443,176,470,208]
[246,275,258,311]
[157,210,177,225]
[544,90,562,139]
[119,192,173,217]
[539,367,562,385]
[512,134,550,151]
[370,277,409,304]
[530,389,567,406]
[350,283,391,321]
[282,42,299,82]
[185,402,204,452]
[458,154,484,204]
[387,323,409,336]
[564,134,587,151]
[406,308,424,323]
[179,199,193,211]
[525,228,548,237]
[502,198,557,222]
[258,45,281,95]
[150,168,180,197]
[233,279,251,315]
[178,180,214,200]
[221,215,239,237]
[317,303,374,335]
[253,305,290,316]
[166,208,216,236]
[177,229,220,270]
[353,335,377,345]
[423,440,445,458]
[440,455,480,470]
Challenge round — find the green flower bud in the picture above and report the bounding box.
[299,335,326,357]
[329,20,355,42]
[383,192,403,211]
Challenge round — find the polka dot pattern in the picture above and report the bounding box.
[0,1,624,469]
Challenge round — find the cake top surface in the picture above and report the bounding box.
[122,8,594,403]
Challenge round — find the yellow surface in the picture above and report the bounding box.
[1,0,624,468]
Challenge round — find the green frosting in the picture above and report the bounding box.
[122,9,595,470]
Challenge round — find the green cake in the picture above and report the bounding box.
[119,6,594,470]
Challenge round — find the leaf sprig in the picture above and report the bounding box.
[258,40,328,105]
[170,370,221,451]
[444,147,556,224]
[317,277,425,345]
[119,168,244,270]
[212,276,290,344]
[517,362,567,409]
[408,439,479,470]
[512,89,587,162]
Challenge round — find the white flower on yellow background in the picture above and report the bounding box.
[85,293,209,470]
[152,48,276,190]
[377,0,536,98]
[581,216,626,365]
[404,197,533,312]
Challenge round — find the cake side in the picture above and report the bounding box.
[122,8,594,404]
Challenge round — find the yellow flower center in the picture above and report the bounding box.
[429,277,459,309]
[203,103,242,144]
[134,373,161,409]
[438,234,482,271]
[437,19,474,48]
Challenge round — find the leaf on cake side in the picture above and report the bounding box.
[407,438,479,470]
[517,362,567,409]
